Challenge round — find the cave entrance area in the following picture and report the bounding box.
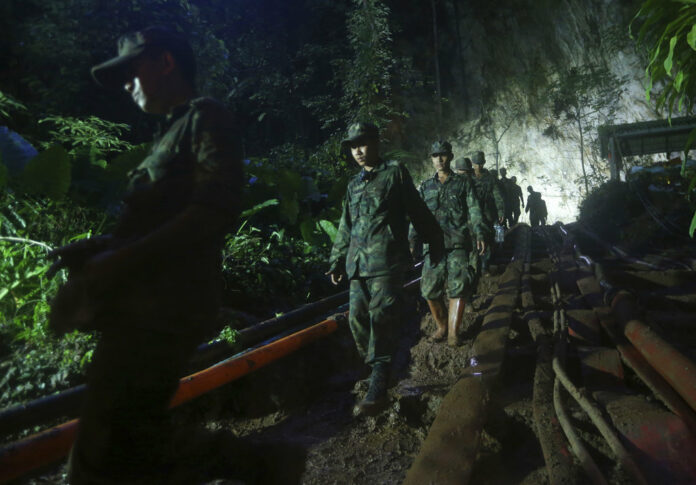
[598,116,696,180]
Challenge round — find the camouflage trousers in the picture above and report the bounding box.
[421,248,475,300]
[68,325,200,484]
[348,273,404,365]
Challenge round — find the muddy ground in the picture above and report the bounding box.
[25,251,556,485]
[168,265,549,485]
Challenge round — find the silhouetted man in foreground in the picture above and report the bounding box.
[53,26,243,483]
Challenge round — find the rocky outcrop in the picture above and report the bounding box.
[441,0,652,222]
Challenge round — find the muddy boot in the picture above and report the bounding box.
[426,299,448,341]
[447,298,466,347]
[355,362,389,416]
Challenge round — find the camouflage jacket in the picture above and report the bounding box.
[410,172,485,252]
[329,160,444,279]
[471,169,505,225]
[110,97,242,331]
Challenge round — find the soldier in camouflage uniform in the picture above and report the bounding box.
[452,157,473,176]
[56,27,243,483]
[470,151,505,273]
[327,122,444,415]
[412,141,485,346]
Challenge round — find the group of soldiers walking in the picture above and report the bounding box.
[328,123,548,416]
[52,25,552,482]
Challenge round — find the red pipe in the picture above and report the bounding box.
[0,315,343,484]
[611,290,696,414]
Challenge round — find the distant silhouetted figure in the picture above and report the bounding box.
[525,186,547,227]
[509,176,524,224]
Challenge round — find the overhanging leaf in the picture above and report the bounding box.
[689,210,696,237]
[664,34,678,75]
[240,198,279,218]
[688,23,696,49]
[318,219,338,242]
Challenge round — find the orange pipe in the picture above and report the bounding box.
[169,316,341,407]
[0,315,343,484]
[0,277,422,483]
[611,291,696,414]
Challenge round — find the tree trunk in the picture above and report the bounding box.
[431,0,442,134]
[577,110,589,195]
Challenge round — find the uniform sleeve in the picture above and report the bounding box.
[328,189,352,273]
[464,180,486,240]
[189,99,244,219]
[399,165,443,251]
[408,182,425,252]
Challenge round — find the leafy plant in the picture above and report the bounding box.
[0,91,27,122]
[340,0,398,128]
[632,0,696,235]
[631,0,696,115]
[38,115,134,159]
[546,65,627,195]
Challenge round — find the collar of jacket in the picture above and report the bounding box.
[359,158,386,180]
[431,171,454,185]
[155,98,195,138]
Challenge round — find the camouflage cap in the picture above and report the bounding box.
[452,157,472,170]
[341,122,379,147]
[471,151,486,165]
[91,26,195,89]
[430,140,452,156]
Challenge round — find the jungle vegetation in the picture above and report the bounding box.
[0,0,680,414]
[0,0,478,410]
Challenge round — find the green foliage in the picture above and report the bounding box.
[0,91,27,122]
[318,219,338,243]
[341,0,398,128]
[0,192,102,408]
[216,326,239,346]
[547,65,627,194]
[242,148,348,246]
[38,116,133,158]
[222,222,333,310]
[631,0,696,115]
[633,1,696,236]
[0,329,95,407]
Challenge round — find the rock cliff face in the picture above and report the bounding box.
[439,0,652,222]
